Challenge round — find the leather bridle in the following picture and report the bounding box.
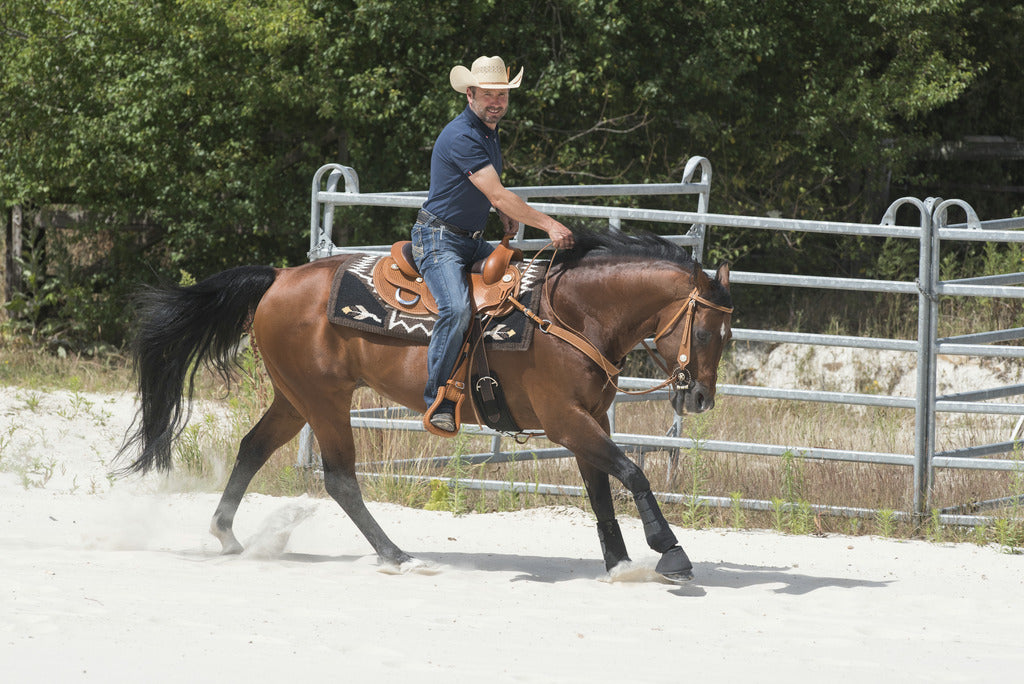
[508,279,732,397]
[640,292,734,393]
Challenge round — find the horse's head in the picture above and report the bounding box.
[653,262,733,415]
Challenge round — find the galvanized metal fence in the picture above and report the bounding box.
[297,156,1024,527]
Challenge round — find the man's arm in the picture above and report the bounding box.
[469,165,574,249]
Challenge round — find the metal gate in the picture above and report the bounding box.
[298,157,1024,526]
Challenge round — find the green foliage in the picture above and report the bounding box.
[423,434,473,514]
[423,479,453,512]
[729,490,746,529]
[876,508,898,538]
[780,449,806,504]
[3,232,64,343]
[2,0,1020,347]
[1,1,327,270]
[682,414,711,527]
[926,508,945,543]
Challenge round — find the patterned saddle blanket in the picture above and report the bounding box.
[326,253,547,352]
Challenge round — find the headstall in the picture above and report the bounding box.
[643,292,734,393]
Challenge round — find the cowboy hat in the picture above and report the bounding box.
[449,56,524,92]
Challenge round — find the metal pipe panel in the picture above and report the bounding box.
[302,162,1024,527]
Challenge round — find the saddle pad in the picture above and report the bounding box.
[327,253,546,352]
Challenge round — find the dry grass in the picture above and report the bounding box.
[0,336,132,393]
[3,335,1022,547]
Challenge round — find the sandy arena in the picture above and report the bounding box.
[1,385,1022,682]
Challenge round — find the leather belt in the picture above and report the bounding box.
[417,209,483,240]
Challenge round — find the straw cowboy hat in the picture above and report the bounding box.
[449,56,524,92]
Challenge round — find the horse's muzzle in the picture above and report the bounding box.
[671,381,715,415]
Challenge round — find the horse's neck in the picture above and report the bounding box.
[554,262,683,359]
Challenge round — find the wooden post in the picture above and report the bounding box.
[11,205,23,292]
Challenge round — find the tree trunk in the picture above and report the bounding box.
[3,205,23,302]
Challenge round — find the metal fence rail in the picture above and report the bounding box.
[298,156,1024,527]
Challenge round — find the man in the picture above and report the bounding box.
[413,55,574,434]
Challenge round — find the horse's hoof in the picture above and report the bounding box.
[377,556,439,575]
[217,534,244,555]
[655,546,694,583]
[400,557,441,575]
[210,522,243,555]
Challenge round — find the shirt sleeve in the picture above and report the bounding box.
[449,131,493,176]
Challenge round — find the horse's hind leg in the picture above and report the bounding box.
[315,417,413,568]
[210,395,305,554]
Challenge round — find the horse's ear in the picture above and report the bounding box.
[695,265,712,290]
[715,262,731,290]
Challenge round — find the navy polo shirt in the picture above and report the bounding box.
[421,105,503,233]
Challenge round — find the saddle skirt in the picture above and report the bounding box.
[372,240,522,317]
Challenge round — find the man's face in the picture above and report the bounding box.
[467,87,509,128]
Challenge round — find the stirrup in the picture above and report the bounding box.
[428,411,457,433]
[424,387,464,437]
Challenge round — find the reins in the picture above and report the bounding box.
[510,243,733,396]
[504,241,623,379]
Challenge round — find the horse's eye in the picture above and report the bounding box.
[696,329,711,344]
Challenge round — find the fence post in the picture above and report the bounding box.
[310,164,359,257]
[4,205,23,300]
[915,198,942,521]
[883,197,936,522]
[681,156,711,263]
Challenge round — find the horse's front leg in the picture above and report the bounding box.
[577,460,631,571]
[549,408,693,582]
[634,489,693,582]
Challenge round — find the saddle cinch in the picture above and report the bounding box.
[372,238,524,318]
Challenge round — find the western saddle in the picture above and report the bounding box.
[371,238,524,318]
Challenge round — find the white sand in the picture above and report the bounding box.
[2,385,1023,683]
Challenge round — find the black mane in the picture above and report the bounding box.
[551,227,732,309]
[553,227,697,270]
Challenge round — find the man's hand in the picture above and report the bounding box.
[498,210,519,238]
[546,221,574,250]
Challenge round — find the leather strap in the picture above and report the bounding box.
[655,292,733,370]
[507,296,622,378]
[508,243,732,397]
[416,208,482,240]
[509,272,733,396]
[469,319,521,433]
[470,319,501,424]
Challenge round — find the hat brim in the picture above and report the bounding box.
[450,65,524,92]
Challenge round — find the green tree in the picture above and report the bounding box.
[0,0,1006,347]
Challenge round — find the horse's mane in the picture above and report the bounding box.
[553,227,696,270]
[552,227,731,306]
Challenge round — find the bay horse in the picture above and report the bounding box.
[117,228,732,582]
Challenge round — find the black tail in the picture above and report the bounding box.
[115,265,278,475]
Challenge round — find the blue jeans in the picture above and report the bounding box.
[411,220,494,408]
